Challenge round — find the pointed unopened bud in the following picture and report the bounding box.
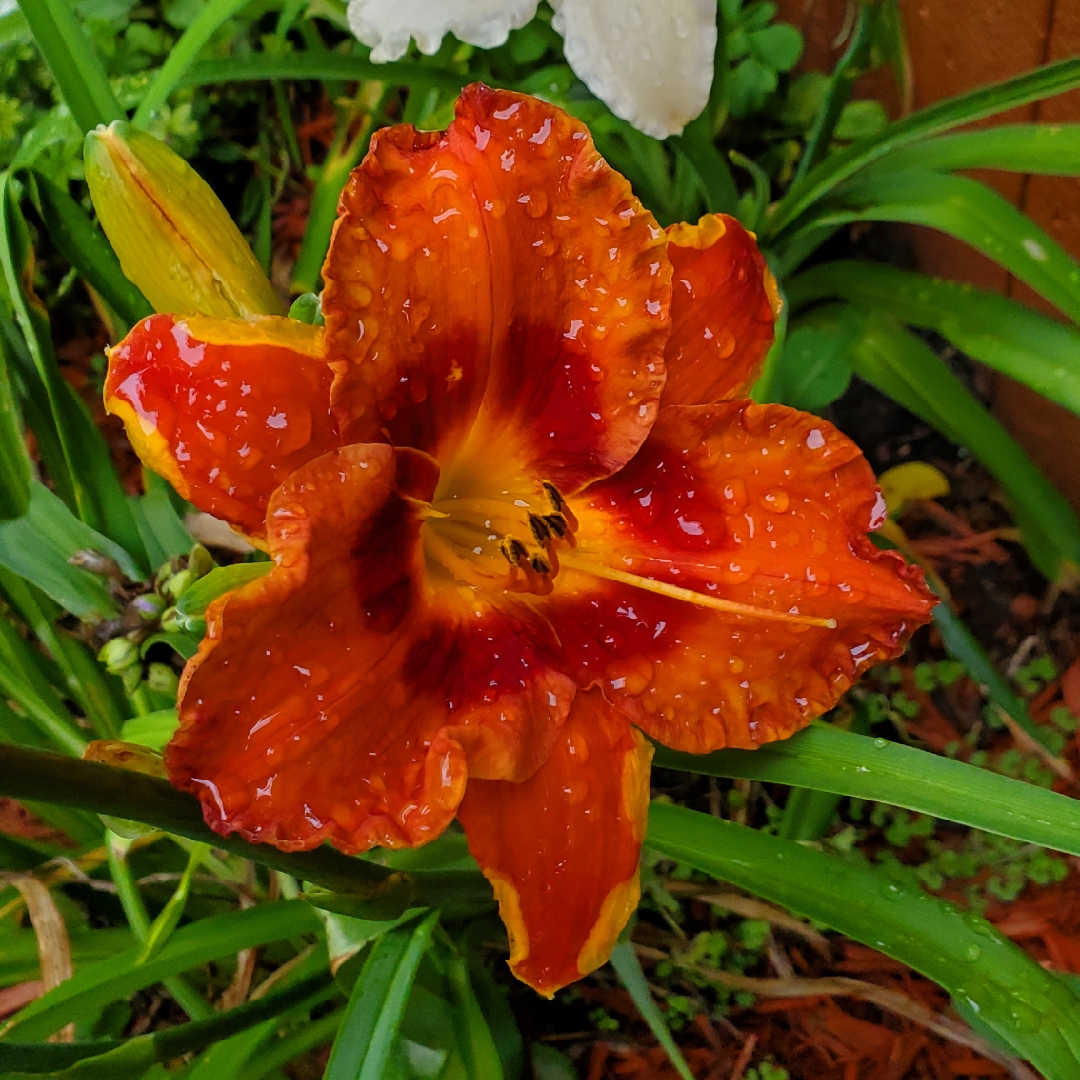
[85,122,284,319]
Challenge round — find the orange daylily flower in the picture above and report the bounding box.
[104,85,935,995]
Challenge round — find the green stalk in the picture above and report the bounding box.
[291,104,380,294]
[107,831,213,1020]
[791,6,875,186]
[0,744,487,917]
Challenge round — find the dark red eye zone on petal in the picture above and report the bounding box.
[105,314,338,537]
[551,402,935,752]
[168,444,576,853]
[323,82,670,494]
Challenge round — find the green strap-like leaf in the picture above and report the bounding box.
[804,171,1080,327]
[0,176,147,565]
[324,910,440,1080]
[14,0,123,134]
[0,335,29,520]
[863,123,1080,178]
[134,0,251,127]
[787,260,1080,416]
[653,723,1080,854]
[176,562,273,622]
[647,803,1080,1078]
[797,303,1080,581]
[767,55,1080,237]
[0,482,142,620]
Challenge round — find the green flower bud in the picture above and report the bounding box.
[131,593,166,621]
[98,637,139,674]
[145,662,180,696]
[164,568,196,601]
[187,543,214,581]
[85,121,284,319]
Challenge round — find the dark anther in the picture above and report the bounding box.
[500,536,529,566]
[528,514,551,544]
[542,480,565,512]
[531,555,551,575]
[543,514,568,538]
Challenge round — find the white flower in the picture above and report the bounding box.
[346,0,717,140]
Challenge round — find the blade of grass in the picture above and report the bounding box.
[767,55,1080,238]
[791,3,875,185]
[648,802,1080,1077]
[0,658,87,755]
[324,910,440,1080]
[239,1007,344,1080]
[106,832,212,1021]
[787,260,1080,416]
[135,841,209,964]
[652,723,1080,854]
[0,902,324,1042]
[610,942,694,1080]
[439,937,505,1080]
[291,92,383,294]
[180,50,469,93]
[0,567,127,738]
[14,0,123,134]
[134,0,251,127]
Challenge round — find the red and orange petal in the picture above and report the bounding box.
[551,403,935,753]
[105,314,339,539]
[457,688,651,996]
[167,444,575,853]
[662,215,779,407]
[322,82,670,496]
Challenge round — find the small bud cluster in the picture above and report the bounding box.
[92,543,215,705]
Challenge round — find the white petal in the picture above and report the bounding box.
[348,0,540,63]
[550,0,717,139]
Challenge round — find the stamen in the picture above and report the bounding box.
[542,480,564,511]
[560,554,837,629]
[528,514,551,544]
[544,514,568,539]
[500,536,529,566]
[542,484,580,533]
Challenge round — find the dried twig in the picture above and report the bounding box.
[728,1032,757,1080]
[3,876,73,1042]
[992,704,1075,784]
